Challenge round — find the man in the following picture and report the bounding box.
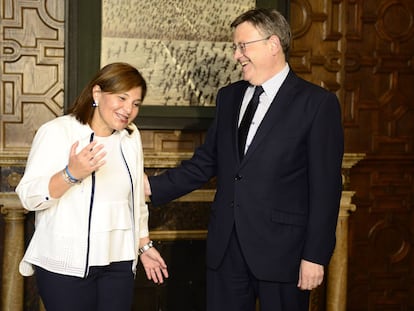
[146,8,344,311]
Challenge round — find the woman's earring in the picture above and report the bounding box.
[92,101,99,107]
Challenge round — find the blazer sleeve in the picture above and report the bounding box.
[149,108,219,206]
[302,91,344,265]
[16,121,70,211]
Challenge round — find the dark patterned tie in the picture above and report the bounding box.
[238,85,264,159]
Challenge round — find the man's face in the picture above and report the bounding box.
[232,22,274,85]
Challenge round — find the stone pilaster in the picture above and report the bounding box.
[323,153,364,311]
[326,191,356,311]
[1,192,27,311]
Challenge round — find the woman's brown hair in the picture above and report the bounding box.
[68,62,147,130]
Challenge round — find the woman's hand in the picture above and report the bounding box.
[48,140,106,198]
[139,247,169,284]
[67,140,106,181]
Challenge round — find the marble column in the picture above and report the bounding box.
[1,192,27,311]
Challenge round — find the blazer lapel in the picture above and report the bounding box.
[241,71,299,163]
[230,82,250,163]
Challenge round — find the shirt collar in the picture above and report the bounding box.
[261,63,290,101]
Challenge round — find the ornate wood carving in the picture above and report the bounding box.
[0,0,65,158]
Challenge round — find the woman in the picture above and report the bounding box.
[16,62,168,311]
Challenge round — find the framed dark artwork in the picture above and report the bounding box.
[65,0,290,130]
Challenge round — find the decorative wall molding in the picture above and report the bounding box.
[0,0,65,156]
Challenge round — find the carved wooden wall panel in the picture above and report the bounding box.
[343,0,414,309]
[349,160,414,310]
[344,0,414,154]
[0,0,65,159]
[290,0,344,92]
[141,130,205,154]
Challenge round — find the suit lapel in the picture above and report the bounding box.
[241,71,299,163]
[230,82,250,163]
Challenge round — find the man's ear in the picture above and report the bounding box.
[270,35,281,53]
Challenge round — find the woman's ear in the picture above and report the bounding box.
[92,85,102,101]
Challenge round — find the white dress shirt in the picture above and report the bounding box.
[239,64,290,154]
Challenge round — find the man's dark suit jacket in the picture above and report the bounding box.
[149,70,344,283]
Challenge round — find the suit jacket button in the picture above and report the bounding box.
[235,174,242,180]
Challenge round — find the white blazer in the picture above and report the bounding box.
[16,115,148,277]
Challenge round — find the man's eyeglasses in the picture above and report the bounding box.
[231,36,271,54]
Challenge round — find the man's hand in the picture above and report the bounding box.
[144,173,152,196]
[297,259,324,290]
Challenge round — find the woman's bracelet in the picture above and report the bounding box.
[138,240,154,255]
[62,165,82,185]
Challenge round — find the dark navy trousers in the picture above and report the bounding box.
[35,260,135,311]
[206,229,310,311]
